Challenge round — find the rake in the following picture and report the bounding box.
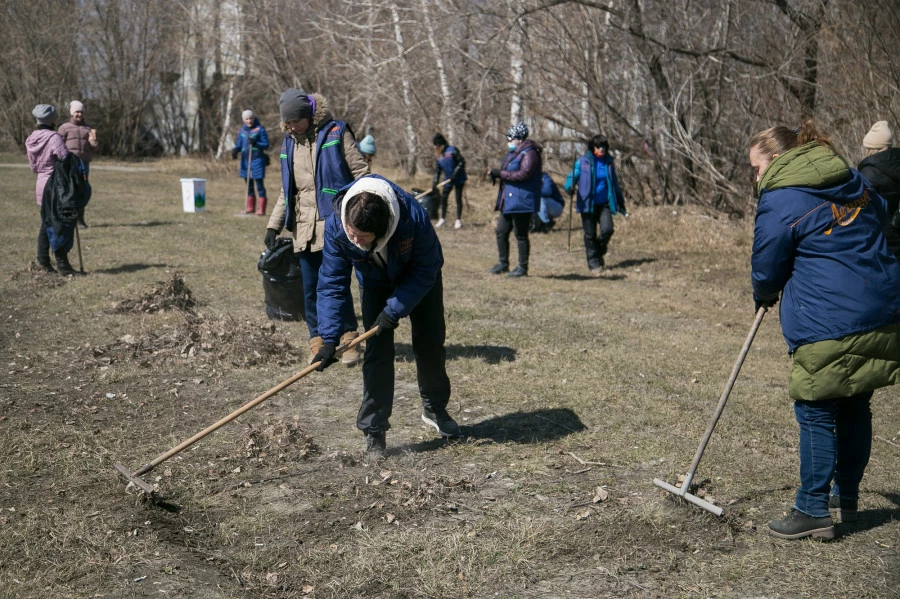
[115,326,378,495]
[653,306,767,516]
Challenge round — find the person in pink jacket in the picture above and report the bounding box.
[25,104,76,275]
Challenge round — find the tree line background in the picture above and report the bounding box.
[2,0,898,216]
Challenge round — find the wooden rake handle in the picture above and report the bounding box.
[132,326,380,477]
[414,179,450,200]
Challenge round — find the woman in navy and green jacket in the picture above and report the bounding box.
[750,121,900,541]
[487,121,542,278]
[565,134,625,276]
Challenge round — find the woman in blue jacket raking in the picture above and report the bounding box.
[312,175,461,459]
[750,120,900,541]
[231,109,270,215]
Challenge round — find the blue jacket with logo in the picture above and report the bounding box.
[317,175,444,344]
[279,119,356,232]
[233,118,269,180]
[753,168,900,352]
[494,139,542,214]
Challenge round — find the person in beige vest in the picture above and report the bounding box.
[58,100,97,228]
[265,88,369,365]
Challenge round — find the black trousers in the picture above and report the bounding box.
[495,212,532,270]
[37,220,50,263]
[581,205,614,269]
[440,183,464,220]
[358,273,450,434]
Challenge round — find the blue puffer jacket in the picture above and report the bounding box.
[494,139,542,214]
[233,119,269,179]
[564,152,624,214]
[434,145,467,187]
[541,172,564,207]
[753,167,900,352]
[317,175,444,344]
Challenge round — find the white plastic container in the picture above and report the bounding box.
[180,178,206,212]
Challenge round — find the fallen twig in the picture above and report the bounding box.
[566,451,624,468]
[874,435,899,448]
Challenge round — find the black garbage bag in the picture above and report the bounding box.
[258,238,305,321]
[410,187,438,220]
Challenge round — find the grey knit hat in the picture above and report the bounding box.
[506,121,529,140]
[279,88,313,122]
[32,104,58,125]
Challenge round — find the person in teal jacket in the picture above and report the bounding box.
[750,121,900,541]
[565,134,626,276]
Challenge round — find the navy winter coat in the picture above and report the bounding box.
[565,152,624,214]
[317,175,444,344]
[233,118,269,180]
[753,168,900,352]
[494,139,542,214]
[433,145,467,188]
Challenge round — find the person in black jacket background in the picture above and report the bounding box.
[858,120,900,259]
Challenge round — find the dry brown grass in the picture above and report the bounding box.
[0,154,898,598]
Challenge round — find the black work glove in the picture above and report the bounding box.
[431,184,439,197]
[312,342,337,371]
[264,228,279,250]
[231,148,239,160]
[373,310,399,335]
[489,169,501,186]
[754,296,777,313]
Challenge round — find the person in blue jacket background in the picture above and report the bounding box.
[312,174,461,458]
[750,120,900,541]
[533,172,564,233]
[565,134,626,276]
[488,121,542,278]
[232,109,270,215]
[431,133,467,229]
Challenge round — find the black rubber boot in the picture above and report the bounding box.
[54,251,82,277]
[37,226,55,272]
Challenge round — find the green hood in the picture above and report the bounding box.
[757,142,850,195]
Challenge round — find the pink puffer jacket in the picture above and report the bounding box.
[26,128,70,205]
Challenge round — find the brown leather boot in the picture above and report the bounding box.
[308,336,324,365]
[340,330,362,366]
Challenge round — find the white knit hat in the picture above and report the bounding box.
[863,121,893,149]
[242,109,255,120]
[69,100,85,113]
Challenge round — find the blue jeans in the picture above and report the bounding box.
[793,392,872,517]
[248,178,267,198]
[538,198,563,224]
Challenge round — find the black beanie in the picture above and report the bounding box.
[433,133,448,147]
[279,88,312,122]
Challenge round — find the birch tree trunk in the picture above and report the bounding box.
[420,0,453,140]
[390,1,417,175]
[508,18,526,126]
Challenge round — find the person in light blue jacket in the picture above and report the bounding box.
[565,134,626,275]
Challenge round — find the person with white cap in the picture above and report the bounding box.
[58,100,97,228]
[25,104,80,275]
[313,174,460,458]
[231,109,270,215]
[265,88,369,366]
[858,120,900,259]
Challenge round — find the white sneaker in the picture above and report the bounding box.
[436,218,446,228]
[454,219,462,229]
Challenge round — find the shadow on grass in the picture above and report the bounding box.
[399,408,586,455]
[839,491,900,537]
[613,257,656,269]
[542,273,626,281]
[394,343,516,364]
[92,263,169,275]
[89,220,176,228]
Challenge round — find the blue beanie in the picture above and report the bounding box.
[359,135,376,156]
